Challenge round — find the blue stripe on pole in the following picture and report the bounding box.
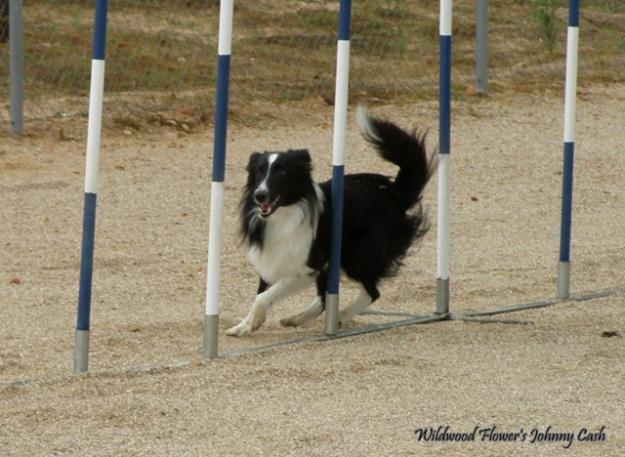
[76,192,97,331]
[568,0,580,27]
[92,0,108,60]
[559,142,575,262]
[212,54,231,183]
[337,0,352,40]
[327,165,345,294]
[439,35,452,155]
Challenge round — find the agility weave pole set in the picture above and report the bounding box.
[434,0,583,313]
[436,0,580,311]
[74,0,583,373]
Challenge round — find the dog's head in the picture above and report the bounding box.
[245,149,313,218]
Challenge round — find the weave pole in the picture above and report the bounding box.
[9,0,24,134]
[74,0,108,373]
[475,0,488,95]
[324,0,352,336]
[557,0,580,300]
[203,0,234,359]
[436,0,452,315]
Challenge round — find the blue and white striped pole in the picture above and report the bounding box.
[74,0,108,373]
[557,0,580,300]
[325,0,352,336]
[436,0,452,315]
[204,0,234,358]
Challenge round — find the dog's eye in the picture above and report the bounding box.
[273,164,287,177]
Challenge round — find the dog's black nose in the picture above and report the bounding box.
[254,189,269,204]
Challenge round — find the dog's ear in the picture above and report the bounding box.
[290,149,311,165]
[246,152,263,172]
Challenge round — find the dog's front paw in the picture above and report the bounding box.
[226,320,252,337]
[226,308,267,337]
[249,308,267,331]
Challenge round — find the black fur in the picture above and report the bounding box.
[241,149,319,249]
[241,113,434,317]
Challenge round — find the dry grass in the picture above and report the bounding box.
[0,0,624,123]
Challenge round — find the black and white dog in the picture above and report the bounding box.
[226,108,433,336]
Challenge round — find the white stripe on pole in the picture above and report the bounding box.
[217,0,234,56]
[332,40,350,166]
[205,182,225,316]
[440,0,452,36]
[563,27,579,143]
[84,59,106,194]
[436,153,450,279]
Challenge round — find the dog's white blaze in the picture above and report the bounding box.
[247,203,315,284]
[255,153,278,194]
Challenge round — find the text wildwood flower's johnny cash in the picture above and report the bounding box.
[414,425,606,449]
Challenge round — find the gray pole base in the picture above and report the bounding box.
[324,293,339,336]
[203,314,219,359]
[556,261,571,300]
[475,0,488,95]
[74,329,90,373]
[436,278,450,315]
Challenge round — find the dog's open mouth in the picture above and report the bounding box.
[258,196,280,217]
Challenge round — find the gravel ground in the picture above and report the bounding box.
[1,84,624,456]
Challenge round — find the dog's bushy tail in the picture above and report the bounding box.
[357,106,434,210]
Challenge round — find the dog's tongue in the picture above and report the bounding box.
[260,203,272,213]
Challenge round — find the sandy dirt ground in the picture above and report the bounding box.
[1,84,624,456]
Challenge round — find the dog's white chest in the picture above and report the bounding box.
[247,206,314,284]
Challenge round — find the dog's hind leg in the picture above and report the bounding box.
[226,275,314,337]
[339,282,380,327]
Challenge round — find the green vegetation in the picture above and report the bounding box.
[0,0,623,121]
[530,0,560,52]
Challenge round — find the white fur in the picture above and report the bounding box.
[247,183,324,284]
[226,275,314,336]
[280,296,324,327]
[356,105,381,143]
[339,284,373,326]
[255,153,278,194]
[226,185,326,336]
[247,203,315,284]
